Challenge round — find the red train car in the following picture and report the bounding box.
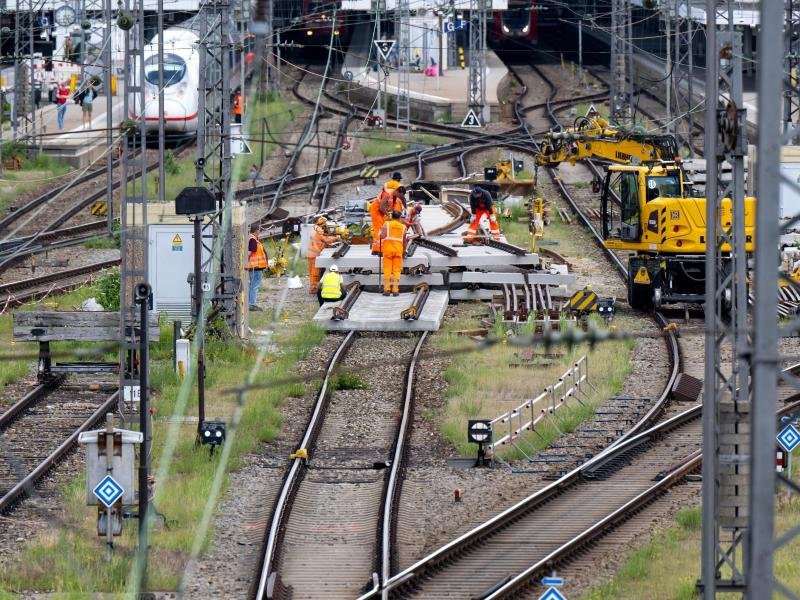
[492,0,538,45]
[293,0,347,45]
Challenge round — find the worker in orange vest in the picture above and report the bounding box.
[233,87,244,123]
[307,216,341,294]
[368,182,398,254]
[246,223,268,311]
[379,211,407,296]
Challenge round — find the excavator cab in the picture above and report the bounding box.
[601,169,641,242]
[601,164,685,245]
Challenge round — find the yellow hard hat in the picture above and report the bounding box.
[316,216,328,226]
[384,180,400,191]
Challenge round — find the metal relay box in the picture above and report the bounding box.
[78,427,142,506]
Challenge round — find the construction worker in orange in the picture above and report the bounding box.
[368,178,400,254]
[404,202,425,240]
[307,216,341,294]
[379,211,407,296]
[233,87,245,123]
[466,185,501,243]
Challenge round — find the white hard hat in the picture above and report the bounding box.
[330,264,339,272]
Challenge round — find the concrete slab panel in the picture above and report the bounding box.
[316,243,538,269]
[313,290,449,332]
[342,273,445,286]
[454,271,576,286]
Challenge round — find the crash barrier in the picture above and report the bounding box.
[487,355,593,456]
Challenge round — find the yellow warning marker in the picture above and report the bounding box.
[633,266,651,284]
[568,286,599,313]
[90,200,108,216]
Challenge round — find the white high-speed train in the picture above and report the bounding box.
[129,27,201,134]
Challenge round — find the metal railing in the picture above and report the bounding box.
[488,355,594,455]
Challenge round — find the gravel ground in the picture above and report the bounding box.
[0,248,119,287]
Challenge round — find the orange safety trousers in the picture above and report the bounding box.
[308,257,321,293]
[382,252,403,293]
[466,208,500,242]
[370,204,386,253]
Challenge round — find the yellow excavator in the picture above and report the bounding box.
[535,112,756,310]
[535,113,681,168]
[600,163,755,309]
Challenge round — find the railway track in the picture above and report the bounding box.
[0,384,119,514]
[0,258,119,310]
[254,332,427,599]
[0,141,192,272]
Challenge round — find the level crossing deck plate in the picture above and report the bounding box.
[312,290,448,332]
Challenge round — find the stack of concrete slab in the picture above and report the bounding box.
[312,290,449,332]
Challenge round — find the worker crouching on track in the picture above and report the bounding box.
[466,185,501,243]
[318,264,345,305]
[404,202,425,241]
[307,217,341,295]
[379,211,407,296]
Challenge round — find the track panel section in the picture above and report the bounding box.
[275,334,419,599]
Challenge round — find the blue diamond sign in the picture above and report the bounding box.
[777,424,800,453]
[93,475,124,508]
[538,587,567,600]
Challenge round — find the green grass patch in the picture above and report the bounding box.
[0,151,72,214]
[359,131,449,158]
[434,306,635,457]
[332,371,368,390]
[580,497,800,600]
[0,309,326,594]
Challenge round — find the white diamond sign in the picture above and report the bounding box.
[93,475,124,508]
[777,424,800,453]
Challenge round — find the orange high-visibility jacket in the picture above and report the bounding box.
[233,94,244,115]
[247,233,268,269]
[307,226,337,258]
[380,220,406,255]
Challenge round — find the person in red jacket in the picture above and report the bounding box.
[56,81,70,130]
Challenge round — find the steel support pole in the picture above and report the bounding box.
[700,3,718,595]
[749,1,782,595]
[105,0,113,232]
[157,0,165,203]
[135,283,150,591]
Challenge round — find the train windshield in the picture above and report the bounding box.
[502,8,531,28]
[144,54,187,86]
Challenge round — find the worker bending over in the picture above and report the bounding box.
[403,202,425,241]
[466,185,501,243]
[318,264,345,305]
[369,182,404,254]
[379,211,407,296]
[307,216,340,294]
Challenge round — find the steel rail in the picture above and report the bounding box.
[254,330,356,599]
[381,403,703,595]
[0,391,119,514]
[0,258,120,296]
[378,332,428,596]
[485,395,800,598]
[0,379,64,431]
